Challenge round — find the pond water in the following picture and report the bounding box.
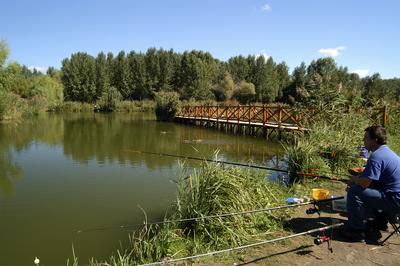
[0,112,285,265]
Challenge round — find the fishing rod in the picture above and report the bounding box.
[77,196,344,234]
[139,222,345,266]
[126,149,350,183]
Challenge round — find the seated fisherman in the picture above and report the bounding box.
[344,126,400,242]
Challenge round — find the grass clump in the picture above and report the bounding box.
[88,160,291,265]
[53,101,94,112]
[283,112,370,181]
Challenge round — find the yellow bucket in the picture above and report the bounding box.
[312,188,330,200]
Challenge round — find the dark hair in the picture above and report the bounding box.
[365,126,387,145]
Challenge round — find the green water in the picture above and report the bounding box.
[0,112,284,265]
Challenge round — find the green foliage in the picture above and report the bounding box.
[154,91,180,121]
[61,52,97,102]
[85,161,290,265]
[0,90,7,120]
[232,81,256,104]
[116,100,155,112]
[212,71,234,101]
[53,101,94,112]
[176,51,217,100]
[97,86,122,112]
[283,112,370,181]
[0,40,8,68]
[57,47,400,109]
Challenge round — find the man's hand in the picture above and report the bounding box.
[347,175,372,189]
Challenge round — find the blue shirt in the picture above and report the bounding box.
[362,145,400,195]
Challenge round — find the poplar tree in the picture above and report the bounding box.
[95,52,110,99]
[61,52,96,102]
[114,51,131,100]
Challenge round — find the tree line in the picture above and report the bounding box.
[61,48,400,107]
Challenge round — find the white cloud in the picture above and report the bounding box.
[317,46,346,58]
[28,66,47,74]
[262,4,271,11]
[352,69,370,78]
[257,49,270,60]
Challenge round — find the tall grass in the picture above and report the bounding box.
[52,101,94,112]
[0,92,48,120]
[87,160,291,265]
[283,112,370,181]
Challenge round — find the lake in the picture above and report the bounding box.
[0,112,285,265]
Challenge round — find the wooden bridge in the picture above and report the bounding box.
[175,105,312,138]
[175,105,388,139]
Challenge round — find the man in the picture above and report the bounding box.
[345,126,400,242]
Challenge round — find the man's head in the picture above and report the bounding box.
[364,126,387,151]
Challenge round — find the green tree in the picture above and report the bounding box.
[232,81,256,104]
[212,71,234,101]
[61,52,97,102]
[154,91,181,121]
[363,73,384,106]
[176,51,216,100]
[282,62,307,104]
[276,62,290,100]
[113,51,131,100]
[95,52,110,99]
[227,55,250,82]
[127,51,149,99]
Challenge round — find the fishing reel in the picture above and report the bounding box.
[314,235,330,245]
[306,206,320,216]
[314,230,333,253]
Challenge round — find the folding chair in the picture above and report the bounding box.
[378,213,400,245]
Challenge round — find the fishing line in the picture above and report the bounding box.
[76,196,344,234]
[126,149,352,182]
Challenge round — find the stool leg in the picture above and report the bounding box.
[379,223,400,245]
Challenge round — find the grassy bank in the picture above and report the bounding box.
[52,100,155,113]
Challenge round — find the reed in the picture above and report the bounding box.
[87,159,292,265]
[53,101,94,112]
[283,111,370,181]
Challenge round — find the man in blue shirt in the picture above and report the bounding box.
[344,126,400,242]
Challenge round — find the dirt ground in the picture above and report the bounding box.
[229,205,400,266]
[193,195,400,266]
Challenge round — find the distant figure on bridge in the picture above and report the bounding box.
[343,126,400,242]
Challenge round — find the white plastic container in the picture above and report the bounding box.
[331,197,347,213]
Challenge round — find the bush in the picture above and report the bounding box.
[97,86,121,112]
[154,91,180,121]
[232,81,256,104]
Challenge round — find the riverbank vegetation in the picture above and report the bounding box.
[80,160,294,265]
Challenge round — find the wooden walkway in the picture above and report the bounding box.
[175,105,388,139]
[175,105,311,138]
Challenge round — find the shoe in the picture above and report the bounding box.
[367,219,389,232]
[340,225,366,242]
[366,228,382,243]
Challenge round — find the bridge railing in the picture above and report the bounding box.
[176,105,388,129]
[176,105,307,129]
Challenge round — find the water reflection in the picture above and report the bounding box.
[60,112,283,169]
[0,124,23,195]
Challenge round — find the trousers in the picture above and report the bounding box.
[346,185,400,230]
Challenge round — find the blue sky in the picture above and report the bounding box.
[1,0,399,78]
